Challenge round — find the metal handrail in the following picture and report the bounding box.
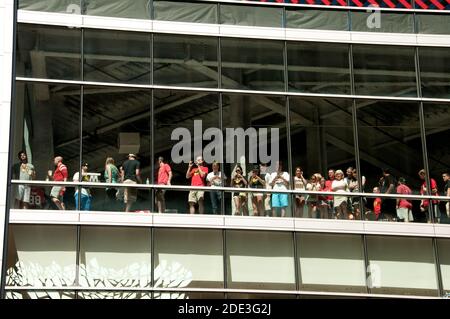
[10,179,449,201]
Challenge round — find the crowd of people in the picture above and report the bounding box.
[11,150,450,222]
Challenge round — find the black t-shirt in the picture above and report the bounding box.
[445,180,450,194]
[122,159,140,181]
[381,174,396,194]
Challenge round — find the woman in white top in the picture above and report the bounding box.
[293,167,307,218]
[331,170,349,219]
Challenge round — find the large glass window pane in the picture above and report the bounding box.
[297,233,366,293]
[222,94,289,217]
[366,236,439,296]
[19,0,81,13]
[16,24,81,80]
[6,225,77,288]
[154,34,218,88]
[438,239,450,294]
[419,47,450,99]
[286,9,349,31]
[84,0,151,19]
[79,226,152,289]
[82,86,151,212]
[289,97,354,219]
[423,103,450,224]
[352,45,417,97]
[84,29,151,84]
[226,230,296,290]
[10,82,80,210]
[221,38,284,91]
[287,42,350,94]
[357,101,425,222]
[154,90,219,214]
[220,5,283,28]
[351,11,414,33]
[154,228,223,288]
[154,1,217,24]
[417,13,450,34]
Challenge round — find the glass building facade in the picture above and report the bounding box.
[1,0,449,299]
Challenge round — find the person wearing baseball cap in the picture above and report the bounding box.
[120,153,141,212]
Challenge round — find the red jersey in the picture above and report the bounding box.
[53,162,68,181]
[190,166,208,186]
[374,198,381,216]
[325,179,334,200]
[157,163,171,185]
[420,178,439,207]
[397,184,413,209]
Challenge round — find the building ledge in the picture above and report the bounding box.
[9,209,450,238]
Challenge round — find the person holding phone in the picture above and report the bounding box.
[186,155,208,214]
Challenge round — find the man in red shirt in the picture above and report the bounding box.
[156,156,172,214]
[396,177,413,222]
[186,155,208,214]
[325,169,335,217]
[48,156,68,210]
[419,169,439,222]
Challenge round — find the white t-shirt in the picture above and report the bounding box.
[270,172,290,191]
[206,171,226,187]
[73,172,90,196]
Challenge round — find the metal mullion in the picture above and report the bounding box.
[0,0,19,299]
[151,227,155,290]
[222,229,228,296]
[415,46,434,223]
[150,89,155,213]
[432,237,445,297]
[293,231,301,293]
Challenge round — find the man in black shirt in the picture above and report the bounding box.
[120,154,141,212]
[379,168,397,221]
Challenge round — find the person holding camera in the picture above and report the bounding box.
[248,165,265,216]
[269,161,290,217]
[206,161,226,215]
[186,155,208,214]
[231,165,248,216]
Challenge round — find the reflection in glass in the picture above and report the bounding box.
[366,236,439,296]
[286,9,348,31]
[353,45,417,97]
[10,82,80,210]
[417,13,450,35]
[298,233,366,293]
[419,47,450,99]
[19,0,81,13]
[221,38,284,91]
[437,239,450,294]
[79,226,152,288]
[351,11,414,33]
[84,29,151,84]
[154,228,223,288]
[154,34,218,88]
[84,0,151,19]
[154,1,217,24]
[16,24,81,80]
[78,291,152,299]
[226,230,296,290]
[6,225,78,287]
[287,42,350,94]
[5,291,75,299]
[220,5,283,28]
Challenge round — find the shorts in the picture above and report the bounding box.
[233,192,247,199]
[50,186,65,199]
[272,193,288,208]
[16,185,31,203]
[397,207,413,222]
[156,189,166,201]
[188,190,204,203]
[123,179,137,203]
